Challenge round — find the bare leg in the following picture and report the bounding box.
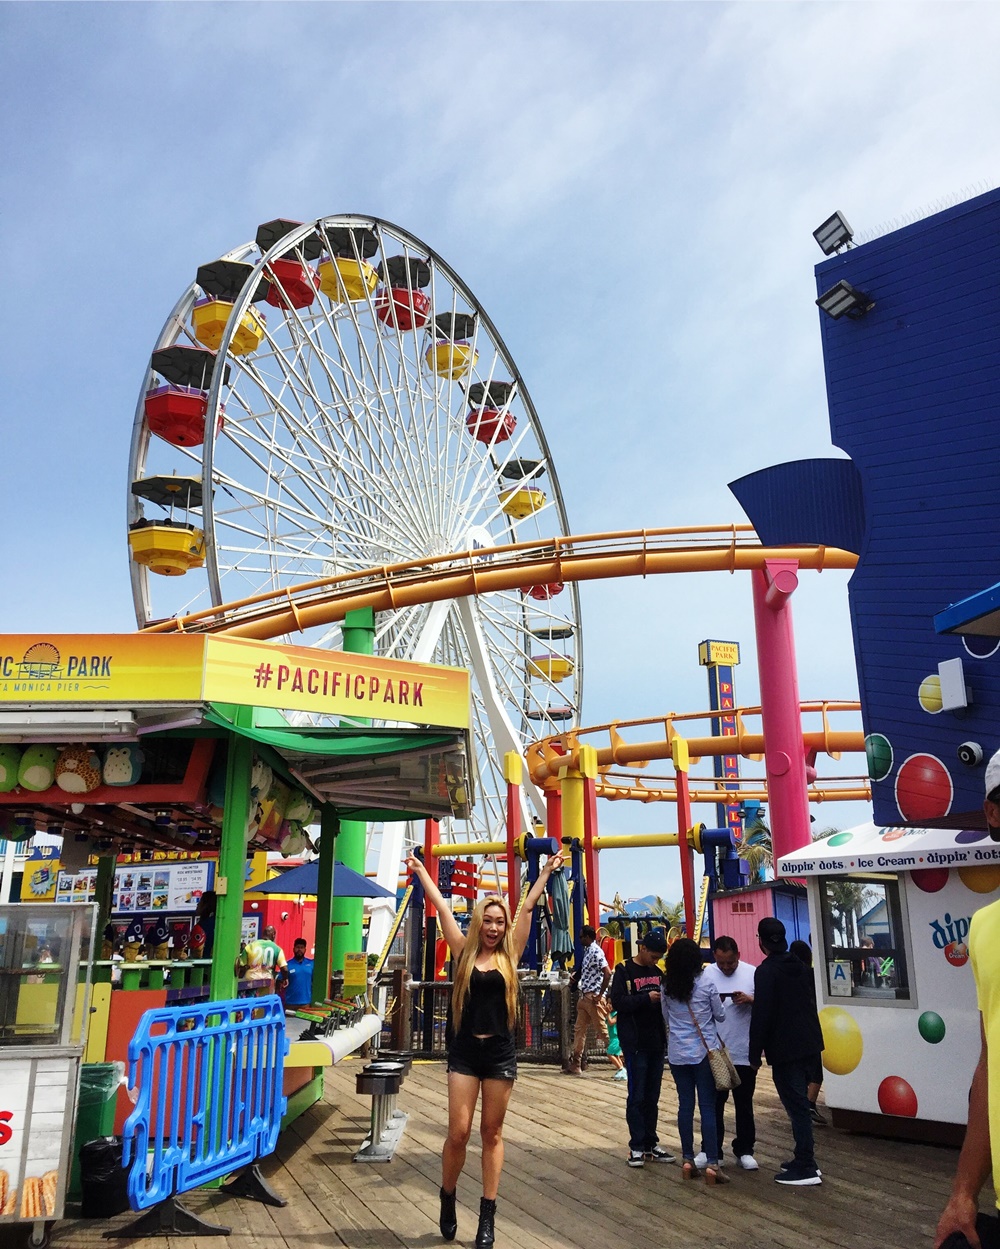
[807,1081,821,1103]
[479,1078,515,1199]
[443,1072,480,1192]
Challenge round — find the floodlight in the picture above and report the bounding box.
[813,211,854,255]
[816,280,875,321]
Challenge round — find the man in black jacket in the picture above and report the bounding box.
[609,927,675,1168]
[749,917,824,1186]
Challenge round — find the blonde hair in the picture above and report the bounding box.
[451,895,519,1033]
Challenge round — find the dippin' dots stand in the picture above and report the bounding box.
[779,822,1000,1142]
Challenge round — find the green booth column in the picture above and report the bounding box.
[332,607,374,976]
[210,706,254,1001]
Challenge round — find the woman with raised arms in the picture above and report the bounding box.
[405,850,564,1248]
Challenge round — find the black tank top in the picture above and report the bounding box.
[458,967,510,1038]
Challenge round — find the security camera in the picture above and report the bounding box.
[958,741,984,767]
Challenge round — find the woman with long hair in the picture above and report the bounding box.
[406,850,564,1247]
[662,937,729,1184]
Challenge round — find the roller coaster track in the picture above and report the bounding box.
[526,701,866,782]
[141,524,857,639]
[527,702,868,805]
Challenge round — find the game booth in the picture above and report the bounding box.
[0,632,472,1236]
[778,821,1000,1143]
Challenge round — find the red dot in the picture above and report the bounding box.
[911,867,950,893]
[895,754,953,821]
[877,1075,918,1118]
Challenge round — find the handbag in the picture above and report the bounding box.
[687,1004,741,1091]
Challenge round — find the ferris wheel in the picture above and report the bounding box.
[126,214,583,861]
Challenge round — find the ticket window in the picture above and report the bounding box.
[818,874,912,1004]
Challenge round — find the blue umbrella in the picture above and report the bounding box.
[246,860,394,899]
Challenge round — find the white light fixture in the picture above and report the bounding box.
[136,712,204,735]
[816,279,875,320]
[0,709,139,742]
[939,657,971,712]
[813,210,854,255]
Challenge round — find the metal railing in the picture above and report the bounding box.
[399,977,576,1065]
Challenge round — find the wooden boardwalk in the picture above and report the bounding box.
[38,1057,980,1249]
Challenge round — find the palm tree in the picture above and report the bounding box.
[737,816,772,884]
[658,899,685,931]
[826,879,876,947]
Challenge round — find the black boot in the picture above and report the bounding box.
[439,1187,457,1241]
[475,1197,496,1248]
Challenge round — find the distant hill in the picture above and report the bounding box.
[600,894,661,921]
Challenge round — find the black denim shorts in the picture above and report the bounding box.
[447,1032,517,1081]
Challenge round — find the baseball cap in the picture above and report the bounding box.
[986,749,1000,800]
[638,927,667,954]
[757,917,788,952]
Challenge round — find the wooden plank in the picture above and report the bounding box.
[46,1057,988,1249]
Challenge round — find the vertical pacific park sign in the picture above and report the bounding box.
[0,635,470,730]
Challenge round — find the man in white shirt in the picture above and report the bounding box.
[698,935,759,1171]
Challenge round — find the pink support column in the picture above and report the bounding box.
[751,559,812,862]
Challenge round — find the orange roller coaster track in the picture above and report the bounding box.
[527,701,865,782]
[526,701,869,799]
[140,524,857,639]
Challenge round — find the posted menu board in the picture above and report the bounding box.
[55,861,212,913]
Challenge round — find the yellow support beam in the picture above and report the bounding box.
[592,826,703,852]
[430,841,507,857]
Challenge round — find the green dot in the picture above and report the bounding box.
[828,832,854,847]
[918,1011,946,1044]
[866,733,894,782]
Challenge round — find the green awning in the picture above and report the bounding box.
[205,703,473,821]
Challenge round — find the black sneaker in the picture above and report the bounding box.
[645,1146,676,1163]
[809,1104,827,1126]
[627,1149,645,1168]
[775,1162,822,1186]
[780,1160,822,1177]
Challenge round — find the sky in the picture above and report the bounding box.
[1,2,998,906]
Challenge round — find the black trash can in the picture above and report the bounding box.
[79,1136,131,1219]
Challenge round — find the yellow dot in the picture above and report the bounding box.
[958,865,1000,894]
[918,675,943,713]
[819,1006,863,1075]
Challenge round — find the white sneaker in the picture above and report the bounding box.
[694,1152,708,1169]
[737,1154,759,1171]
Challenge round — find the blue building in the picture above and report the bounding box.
[731,188,1000,829]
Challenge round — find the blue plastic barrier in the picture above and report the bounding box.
[121,995,287,1213]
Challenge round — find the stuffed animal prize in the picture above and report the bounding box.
[55,745,103,794]
[18,745,58,792]
[0,744,22,792]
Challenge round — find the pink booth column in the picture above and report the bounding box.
[751,559,812,862]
